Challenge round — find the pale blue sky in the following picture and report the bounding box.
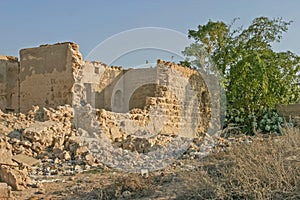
[1,0,300,67]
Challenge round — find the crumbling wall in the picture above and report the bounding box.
[156,60,211,136]
[0,56,19,112]
[0,42,218,184]
[75,58,212,159]
[78,61,126,110]
[129,83,157,110]
[19,42,82,113]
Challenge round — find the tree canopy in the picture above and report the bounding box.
[182,17,300,134]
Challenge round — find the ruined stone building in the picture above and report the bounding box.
[0,43,77,113]
[0,42,215,136]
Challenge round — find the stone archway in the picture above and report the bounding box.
[129,83,157,110]
[111,68,157,113]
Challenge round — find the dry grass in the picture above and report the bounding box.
[218,128,300,199]
[181,127,300,199]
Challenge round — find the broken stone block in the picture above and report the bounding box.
[53,158,60,164]
[0,165,31,191]
[109,126,124,141]
[31,142,43,153]
[26,105,40,121]
[0,182,11,199]
[53,136,65,150]
[19,140,32,148]
[12,154,40,166]
[140,169,149,178]
[0,135,14,166]
[74,165,82,173]
[66,135,82,153]
[60,151,71,161]
[0,151,14,166]
[74,146,89,157]
[84,154,95,166]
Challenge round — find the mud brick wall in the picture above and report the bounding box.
[79,61,125,111]
[0,42,213,138]
[0,56,19,112]
[19,43,82,113]
[156,60,212,136]
[87,60,213,155]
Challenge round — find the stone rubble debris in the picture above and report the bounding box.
[0,165,31,191]
[0,105,100,191]
[12,154,40,167]
[0,103,253,192]
[0,182,12,200]
[0,103,258,192]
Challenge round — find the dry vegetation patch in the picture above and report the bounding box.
[180,127,300,199]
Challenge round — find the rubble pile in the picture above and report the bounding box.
[0,104,227,193]
[0,105,99,192]
[95,97,182,154]
[0,182,12,199]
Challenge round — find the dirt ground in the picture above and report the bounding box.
[11,156,224,200]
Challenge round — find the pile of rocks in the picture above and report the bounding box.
[0,133,31,192]
[0,104,230,192]
[0,182,12,200]
[0,105,99,192]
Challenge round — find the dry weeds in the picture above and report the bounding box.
[180,127,300,199]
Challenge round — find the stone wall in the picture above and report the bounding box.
[19,42,82,113]
[0,56,19,112]
[156,60,211,136]
[0,42,217,176]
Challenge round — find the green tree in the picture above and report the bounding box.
[183,17,300,134]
